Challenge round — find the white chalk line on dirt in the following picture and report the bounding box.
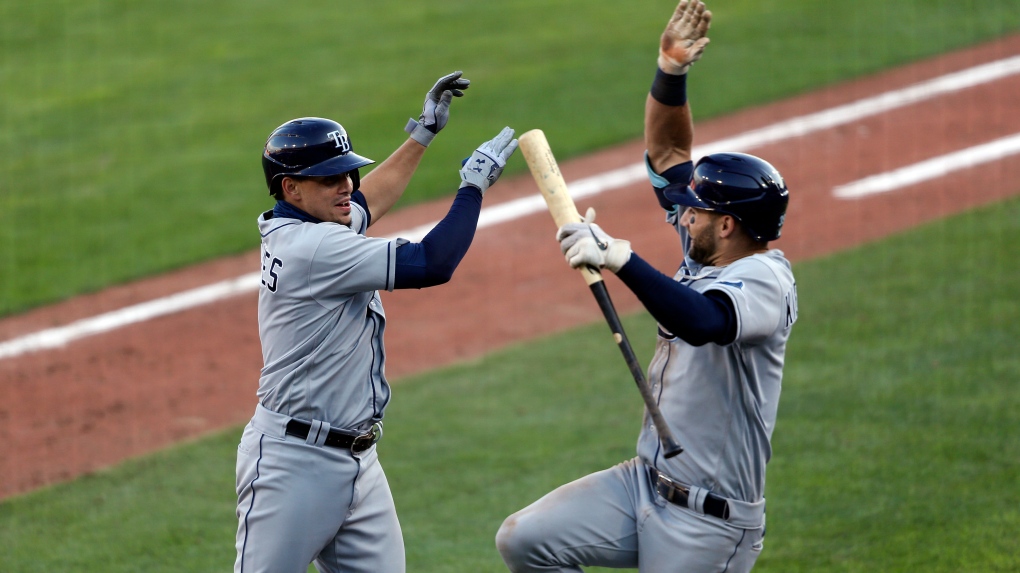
[833,131,1020,198]
[3,54,1020,361]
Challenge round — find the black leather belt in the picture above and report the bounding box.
[652,469,730,520]
[285,420,382,453]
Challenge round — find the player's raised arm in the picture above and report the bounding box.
[392,127,518,289]
[360,71,471,224]
[645,0,711,174]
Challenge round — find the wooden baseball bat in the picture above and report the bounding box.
[518,129,683,458]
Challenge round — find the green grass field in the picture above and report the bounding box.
[3,1,1020,571]
[1,196,1017,571]
[2,0,1019,315]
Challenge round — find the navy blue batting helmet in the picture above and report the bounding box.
[262,117,375,196]
[663,152,789,242]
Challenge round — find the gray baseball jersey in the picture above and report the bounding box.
[256,201,397,429]
[235,201,407,573]
[639,206,797,504]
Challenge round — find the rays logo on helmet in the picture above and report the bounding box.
[327,130,351,153]
[261,118,375,195]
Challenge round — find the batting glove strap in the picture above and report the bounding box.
[405,118,436,147]
[459,150,502,194]
[657,54,691,76]
[604,239,632,273]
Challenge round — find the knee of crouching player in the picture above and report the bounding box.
[495,511,541,570]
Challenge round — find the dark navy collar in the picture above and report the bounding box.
[272,200,322,224]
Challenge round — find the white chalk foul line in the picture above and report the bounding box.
[3,54,1020,360]
[0,274,263,360]
[833,131,1020,199]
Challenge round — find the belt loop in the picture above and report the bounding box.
[253,403,289,439]
[305,420,331,447]
[687,485,709,514]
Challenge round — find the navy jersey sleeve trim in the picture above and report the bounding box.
[615,253,737,346]
[385,243,394,291]
[393,186,483,289]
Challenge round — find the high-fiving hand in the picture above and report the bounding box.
[406,71,471,147]
[459,127,518,195]
[659,0,712,75]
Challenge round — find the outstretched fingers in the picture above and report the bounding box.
[499,138,519,163]
[659,0,712,73]
[431,71,470,100]
[666,1,709,44]
[485,126,517,158]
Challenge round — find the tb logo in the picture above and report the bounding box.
[327,130,351,153]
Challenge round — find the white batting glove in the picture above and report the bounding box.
[405,71,471,147]
[459,127,518,195]
[556,208,632,273]
[658,0,712,75]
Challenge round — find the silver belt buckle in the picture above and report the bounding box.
[656,471,690,504]
[351,421,382,454]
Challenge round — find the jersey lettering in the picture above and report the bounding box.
[261,249,283,293]
[785,283,798,329]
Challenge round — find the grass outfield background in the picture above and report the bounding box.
[1,0,1019,315]
[1,196,1017,571]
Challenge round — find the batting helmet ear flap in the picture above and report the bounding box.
[262,117,374,196]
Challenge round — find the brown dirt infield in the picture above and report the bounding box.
[2,35,1019,500]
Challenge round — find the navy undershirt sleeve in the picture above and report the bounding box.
[393,186,483,289]
[615,253,737,346]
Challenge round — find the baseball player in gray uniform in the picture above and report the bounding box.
[496,3,797,572]
[234,71,518,573]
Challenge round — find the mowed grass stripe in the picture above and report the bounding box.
[1,196,1017,572]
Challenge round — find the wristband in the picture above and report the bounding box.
[650,68,688,107]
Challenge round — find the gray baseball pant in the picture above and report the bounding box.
[496,457,764,573]
[235,406,404,573]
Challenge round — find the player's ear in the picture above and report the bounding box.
[717,214,737,238]
[280,176,301,199]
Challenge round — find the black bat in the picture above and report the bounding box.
[588,280,683,458]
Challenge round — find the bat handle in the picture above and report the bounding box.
[661,431,685,458]
[588,282,684,458]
